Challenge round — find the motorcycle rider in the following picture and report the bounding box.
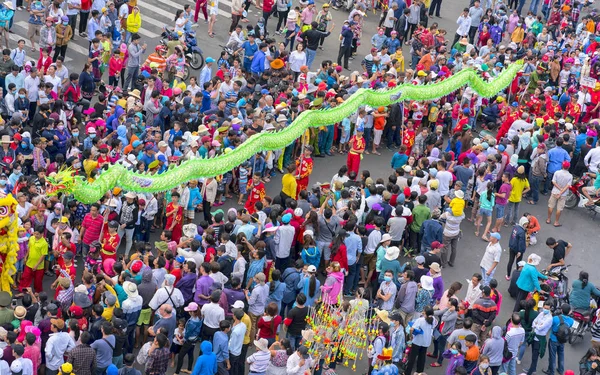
[570,271,600,313]
[545,237,572,272]
[143,45,167,74]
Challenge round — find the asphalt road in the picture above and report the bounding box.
[10,0,600,373]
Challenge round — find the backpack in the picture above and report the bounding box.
[556,315,571,343]
[428,103,439,122]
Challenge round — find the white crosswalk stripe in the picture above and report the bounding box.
[15,21,89,57]
[7,28,73,63]
[5,0,258,71]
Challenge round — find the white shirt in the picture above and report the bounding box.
[24,76,40,101]
[287,352,314,375]
[465,280,483,307]
[45,332,76,370]
[551,169,573,196]
[480,242,502,271]
[201,302,225,328]
[148,286,185,310]
[14,358,34,375]
[66,0,80,16]
[456,15,472,36]
[436,170,453,196]
[585,147,600,173]
[289,51,307,73]
[383,8,395,28]
[44,74,62,94]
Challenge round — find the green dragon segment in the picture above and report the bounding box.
[47,61,524,204]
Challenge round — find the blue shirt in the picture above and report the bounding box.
[242,41,258,60]
[549,314,574,342]
[344,232,363,266]
[391,152,408,169]
[213,331,229,362]
[28,1,44,24]
[199,66,212,88]
[228,322,246,356]
[575,133,588,155]
[547,147,571,174]
[201,90,211,113]
[251,50,266,74]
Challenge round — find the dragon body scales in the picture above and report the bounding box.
[48,62,524,204]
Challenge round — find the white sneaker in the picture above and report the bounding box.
[517,359,521,365]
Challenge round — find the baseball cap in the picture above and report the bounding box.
[562,161,570,169]
[490,232,501,240]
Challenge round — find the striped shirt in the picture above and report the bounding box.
[225,90,238,109]
[247,350,271,373]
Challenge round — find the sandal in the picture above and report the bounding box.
[426,352,436,358]
[430,363,442,367]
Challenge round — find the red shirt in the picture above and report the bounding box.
[82,213,104,245]
[330,243,348,271]
[257,315,283,339]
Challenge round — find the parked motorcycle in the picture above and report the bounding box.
[541,265,571,312]
[565,174,590,209]
[569,307,596,344]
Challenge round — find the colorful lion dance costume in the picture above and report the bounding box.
[0,194,18,293]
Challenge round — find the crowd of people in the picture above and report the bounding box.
[0,0,598,373]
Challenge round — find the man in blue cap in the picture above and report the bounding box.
[199,56,214,87]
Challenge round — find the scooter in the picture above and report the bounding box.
[569,307,596,344]
[161,27,205,70]
[565,174,592,209]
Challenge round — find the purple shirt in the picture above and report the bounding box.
[432,275,444,301]
[195,275,214,305]
[223,288,245,317]
[178,271,198,303]
[495,182,512,206]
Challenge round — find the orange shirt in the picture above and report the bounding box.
[374,116,386,131]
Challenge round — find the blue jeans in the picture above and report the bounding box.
[287,333,302,350]
[502,357,517,375]
[432,333,448,364]
[543,171,554,194]
[480,266,496,287]
[363,127,373,150]
[518,339,527,361]
[542,3,550,19]
[529,174,542,203]
[529,0,540,14]
[548,340,565,375]
[344,262,359,294]
[306,48,317,69]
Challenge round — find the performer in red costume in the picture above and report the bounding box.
[245,172,266,214]
[100,221,120,262]
[347,126,366,176]
[402,120,416,155]
[295,145,314,196]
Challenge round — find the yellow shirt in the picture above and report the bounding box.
[26,236,48,270]
[242,313,251,345]
[509,177,530,203]
[281,173,297,199]
[449,197,465,217]
[102,306,114,321]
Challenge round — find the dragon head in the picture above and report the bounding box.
[0,193,16,233]
[46,168,77,196]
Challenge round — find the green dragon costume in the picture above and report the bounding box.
[46,61,523,204]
